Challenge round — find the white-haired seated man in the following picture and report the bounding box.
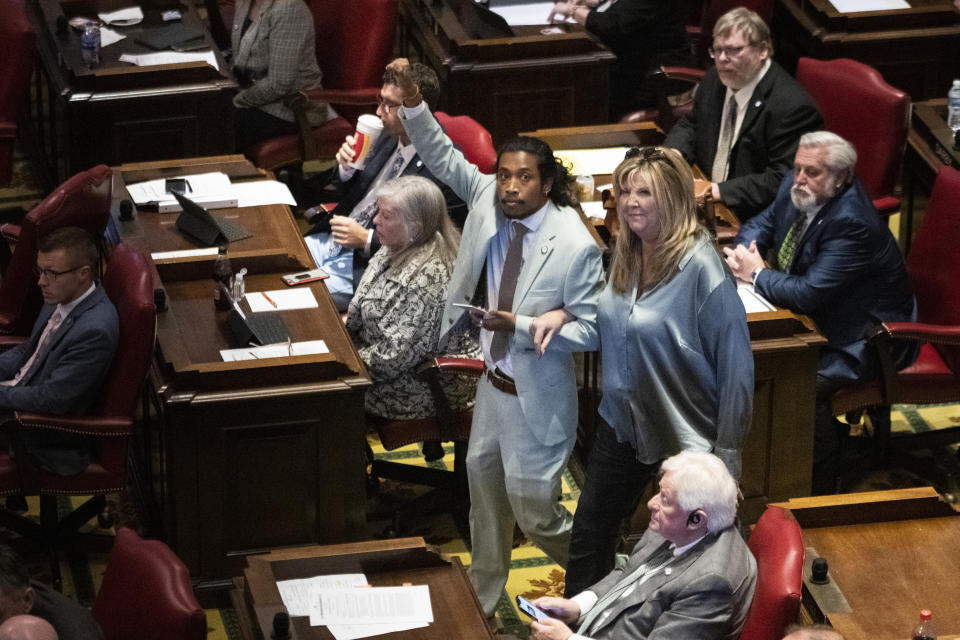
[530,451,756,640]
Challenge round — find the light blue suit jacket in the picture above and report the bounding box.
[401,107,604,446]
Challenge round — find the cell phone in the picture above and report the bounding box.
[516,595,548,620]
[282,268,330,286]
[453,302,487,315]
[164,178,190,194]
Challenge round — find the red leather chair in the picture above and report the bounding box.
[0,165,113,336]
[369,357,483,535]
[796,57,909,217]
[740,506,804,640]
[243,0,398,172]
[0,0,36,186]
[830,166,960,461]
[92,527,206,640]
[434,112,498,174]
[0,243,157,585]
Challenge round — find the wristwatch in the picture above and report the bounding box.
[750,267,763,285]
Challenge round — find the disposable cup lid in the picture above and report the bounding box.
[356,114,383,135]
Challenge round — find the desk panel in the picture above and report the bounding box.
[111,157,370,586]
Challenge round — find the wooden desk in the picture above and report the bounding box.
[110,156,371,588]
[398,0,615,143]
[772,0,960,101]
[231,537,494,640]
[772,488,960,640]
[25,0,237,187]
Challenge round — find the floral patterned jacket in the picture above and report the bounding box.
[347,245,480,420]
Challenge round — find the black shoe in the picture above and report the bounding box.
[422,440,444,462]
[5,495,27,513]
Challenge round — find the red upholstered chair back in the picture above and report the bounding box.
[308,0,398,124]
[0,0,36,184]
[796,57,909,206]
[905,166,960,373]
[93,528,207,640]
[97,244,156,418]
[435,112,498,174]
[0,165,112,336]
[740,506,804,640]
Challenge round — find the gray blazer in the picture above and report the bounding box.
[231,0,325,123]
[582,527,757,640]
[400,106,604,447]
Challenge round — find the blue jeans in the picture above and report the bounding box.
[564,421,659,597]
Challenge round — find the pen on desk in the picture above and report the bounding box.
[261,291,278,308]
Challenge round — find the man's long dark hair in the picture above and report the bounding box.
[496,137,576,208]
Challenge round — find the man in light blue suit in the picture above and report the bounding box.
[390,59,605,617]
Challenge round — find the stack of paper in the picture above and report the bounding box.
[125,172,296,211]
[276,574,433,640]
[737,283,775,314]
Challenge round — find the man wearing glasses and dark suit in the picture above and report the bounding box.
[664,7,822,221]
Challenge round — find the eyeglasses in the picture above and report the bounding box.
[625,146,675,168]
[33,265,86,280]
[377,94,402,114]
[708,44,751,59]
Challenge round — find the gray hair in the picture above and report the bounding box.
[798,131,858,184]
[660,451,738,534]
[713,7,773,54]
[375,176,460,272]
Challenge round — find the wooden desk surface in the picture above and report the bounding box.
[235,538,495,640]
[774,488,960,640]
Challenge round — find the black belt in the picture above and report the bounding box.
[485,366,518,396]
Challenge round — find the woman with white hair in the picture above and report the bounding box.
[347,175,479,421]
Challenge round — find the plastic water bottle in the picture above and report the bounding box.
[949,79,960,132]
[911,609,937,640]
[80,21,101,68]
[213,247,233,310]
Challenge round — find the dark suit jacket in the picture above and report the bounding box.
[31,580,105,640]
[581,526,756,640]
[584,0,689,112]
[305,132,467,283]
[665,62,823,220]
[736,175,916,383]
[0,285,119,474]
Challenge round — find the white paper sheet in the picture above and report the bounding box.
[98,6,144,25]
[119,50,219,71]
[277,574,368,617]
[580,201,607,220]
[150,247,219,261]
[554,148,631,177]
[126,172,232,205]
[245,289,318,313]
[219,340,329,361]
[230,180,297,207]
[737,284,776,314]
[308,585,433,626]
[100,27,126,47]
[488,1,570,25]
[829,0,909,12]
[326,621,429,640]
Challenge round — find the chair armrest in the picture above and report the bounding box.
[879,322,960,346]
[14,414,133,437]
[658,66,707,84]
[0,336,27,352]
[0,223,21,242]
[417,357,485,378]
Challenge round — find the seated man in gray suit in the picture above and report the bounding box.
[0,227,118,476]
[530,451,756,640]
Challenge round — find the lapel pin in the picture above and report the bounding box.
[540,246,548,255]
[754,100,762,108]
[664,568,673,575]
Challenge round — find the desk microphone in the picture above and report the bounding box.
[119,199,134,221]
[271,611,290,639]
[810,557,830,584]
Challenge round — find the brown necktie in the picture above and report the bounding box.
[490,222,528,362]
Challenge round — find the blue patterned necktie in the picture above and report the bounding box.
[329,150,407,258]
[776,209,807,272]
